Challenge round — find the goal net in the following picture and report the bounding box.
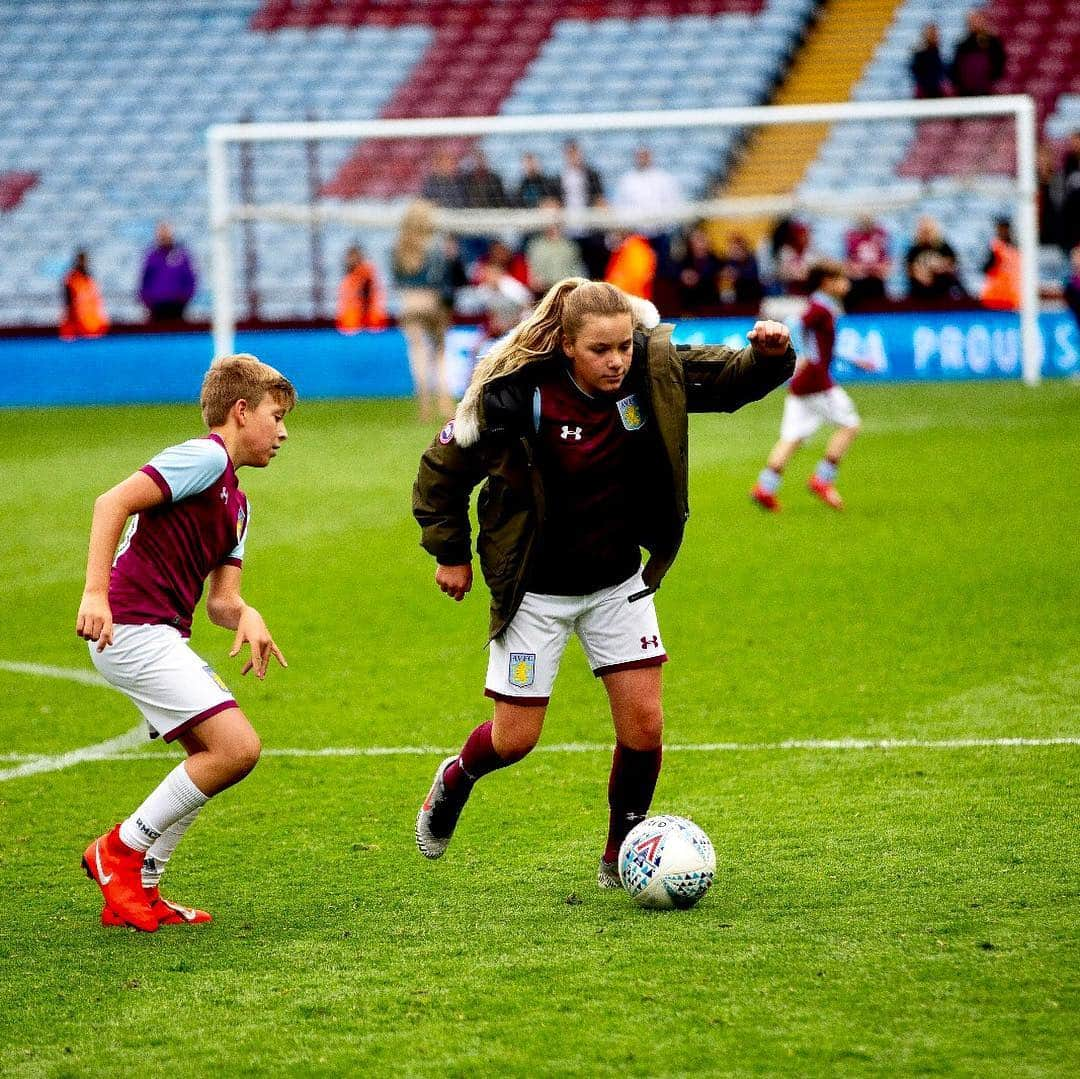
[207,96,1040,384]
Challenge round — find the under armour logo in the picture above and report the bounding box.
[560,425,582,441]
[641,635,659,649]
[220,486,228,503]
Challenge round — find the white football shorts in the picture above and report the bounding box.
[780,387,861,442]
[89,624,238,742]
[485,568,667,703]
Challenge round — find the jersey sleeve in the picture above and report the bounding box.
[141,438,229,502]
[225,501,250,566]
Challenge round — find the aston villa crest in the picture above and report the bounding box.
[508,652,536,688]
[617,394,645,431]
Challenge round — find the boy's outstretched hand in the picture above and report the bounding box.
[231,606,287,679]
[747,320,791,357]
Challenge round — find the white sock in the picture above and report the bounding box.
[119,763,209,853]
[142,807,201,889]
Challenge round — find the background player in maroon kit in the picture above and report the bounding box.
[75,354,295,931]
[413,278,794,885]
[751,260,876,512]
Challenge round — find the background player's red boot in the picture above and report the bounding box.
[102,887,211,927]
[808,475,844,510]
[82,825,157,932]
[750,485,781,512]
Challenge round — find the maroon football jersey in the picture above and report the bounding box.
[109,433,249,637]
[528,368,653,595]
[790,291,843,396]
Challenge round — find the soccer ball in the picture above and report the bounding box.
[618,815,716,910]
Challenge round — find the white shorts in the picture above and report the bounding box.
[89,624,237,742]
[486,568,667,703]
[780,387,861,442]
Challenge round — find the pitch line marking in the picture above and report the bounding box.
[2,736,1076,783]
[0,724,147,783]
[0,660,112,688]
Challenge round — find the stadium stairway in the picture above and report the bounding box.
[710,0,903,248]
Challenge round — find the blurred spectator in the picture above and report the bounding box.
[980,218,1020,311]
[516,152,558,209]
[718,234,763,308]
[910,23,947,99]
[421,149,465,208]
[475,239,529,288]
[1037,143,1064,248]
[605,232,657,300]
[775,219,818,295]
[473,243,533,346]
[60,249,109,341]
[441,235,469,307]
[576,196,615,280]
[612,146,683,233]
[1064,246,1080,333]
[336,243,387,334]
[391,199,453,422]
[139,221,196,322]
[671,222,720,310]
[905,215,968,302]
[558,140,604,232]
[459,150,508,209]
[1061,131,1080,254]
[525,197,586,294]
[844,215,892,309]
[949,10,1005,97]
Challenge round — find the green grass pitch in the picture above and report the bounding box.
[0,381,1077,1077]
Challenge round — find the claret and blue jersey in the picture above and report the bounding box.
[109,433,250,637]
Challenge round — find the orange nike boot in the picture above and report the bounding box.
[82,825,158,932]
[102,887,211,927]
[808,475,844,510]
[750,485,781,512]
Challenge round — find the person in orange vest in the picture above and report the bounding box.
[980,218,1021,311]
[336,243,387,333]
[604,232,657,301]
[61,249,109,341]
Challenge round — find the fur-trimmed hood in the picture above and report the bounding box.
[452,295,661,447]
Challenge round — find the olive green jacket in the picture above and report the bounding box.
[413,324,795,638]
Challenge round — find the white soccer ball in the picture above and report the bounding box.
[618,814,716,910]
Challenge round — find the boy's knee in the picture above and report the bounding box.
[231,731,262,778]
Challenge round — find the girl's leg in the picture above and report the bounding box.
[601,666,664,867]
[429,310,454,419]
[402,317,434,422]
[416,700,544,859]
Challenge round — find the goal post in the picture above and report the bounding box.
[207,94,1041,385]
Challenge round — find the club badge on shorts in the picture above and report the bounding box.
[617,394,645,431]
[508,652,536,688]
[202,665,230,692]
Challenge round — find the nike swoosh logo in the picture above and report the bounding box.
[95,842,113,885]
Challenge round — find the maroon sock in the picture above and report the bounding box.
[603,742,662,863]
[443,721,528,796]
